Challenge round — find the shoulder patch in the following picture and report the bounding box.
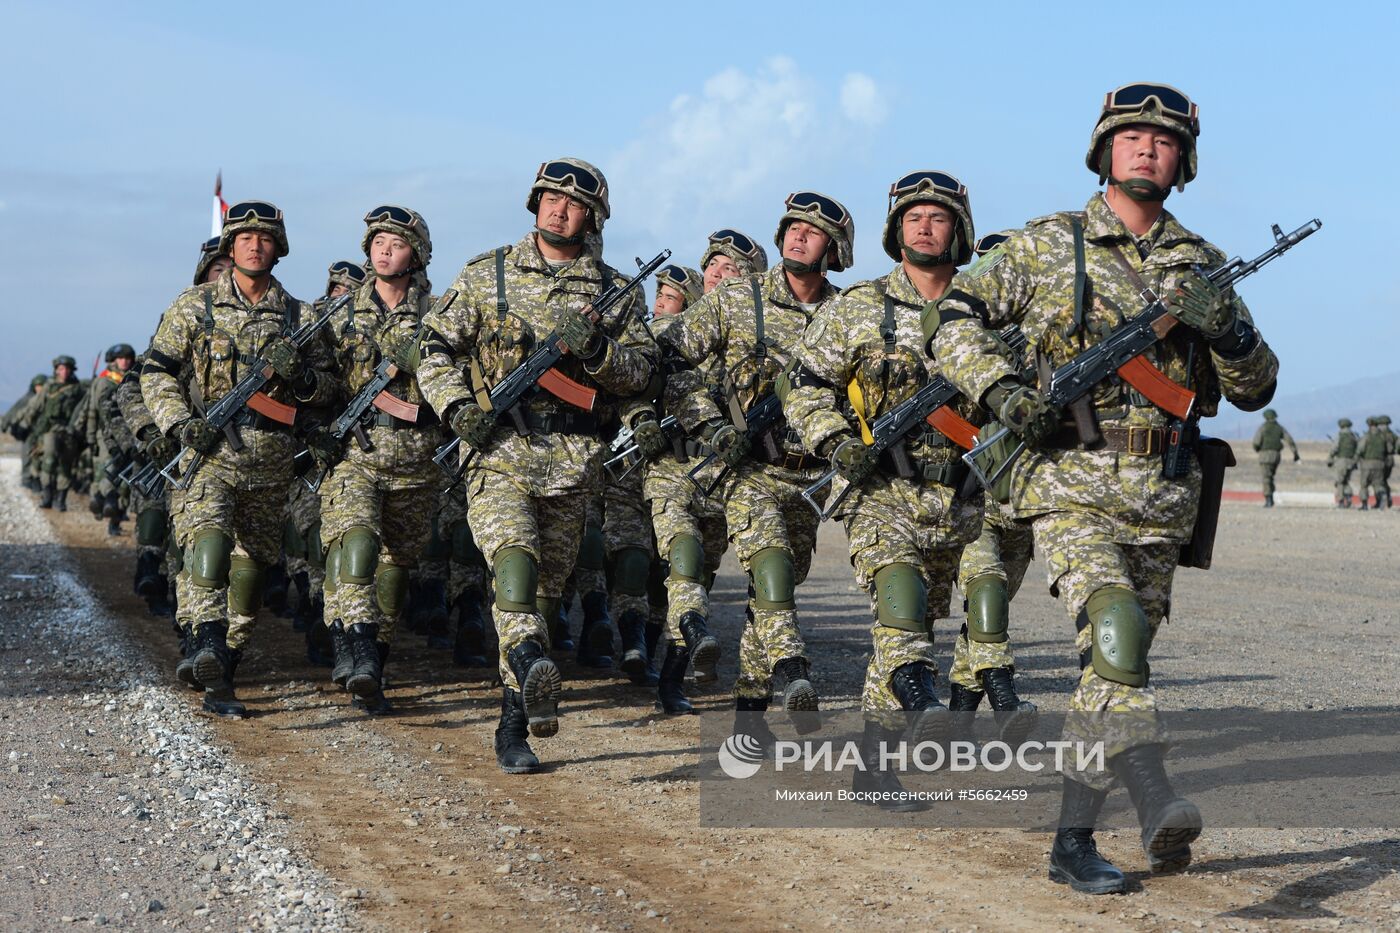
[804,316,828,347]
[839,278,882,298]
[1025,210,1082,229]
[467,246,509,266]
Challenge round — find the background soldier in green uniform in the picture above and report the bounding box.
[660,191,853,731]
[34,355,85,511]
[1380,414,1396,507]
[1328,418,1358,507]
[418,158,657,774]
[3,375,48,491]
[1251,408,1298,507]
[1356,417,1388,510]
[86,343,136,532]
[925,83,1279,893]
[142,201,338,717]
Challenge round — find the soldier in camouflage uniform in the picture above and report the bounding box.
[1356,417,1388,511]
[34,355,85,511]
[418,158,657,773]
[86,343,137,533]
[1251,408,1298,507]
[435,489,494,667]
[925,84,1280,892]
[660,192,853,731]
[143,201,338,717]
[1380,414,1396,507]
[1328,417,1358,507]
[316,206,441,714]
[3,375,47,491]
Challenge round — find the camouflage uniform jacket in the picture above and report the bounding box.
[326,279,440,487]
[1359,427,1389,461]
[1329,430,1358,461]
[660,264,837,457]
[85,370,123,447]
[142,269,337,488]
[640,314,726,507]
[417,232,656,496]
[1,388,39,433]
[33,378,84,436]
[116,358,159,442]
[927,193,1279,541]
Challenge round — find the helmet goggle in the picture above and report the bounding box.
[974,232,1009,256]
[888,170,968,211]
[363,204,424,230]
[537,160,605,196]
[1103,82,1199,136]
[658,265,692,287]
[224,200,283,225]
[707,228,763,261]
[200,236,221,255]
[328,260,367,283]
[784,190,851,230]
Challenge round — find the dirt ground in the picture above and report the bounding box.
[4,448,1399,931]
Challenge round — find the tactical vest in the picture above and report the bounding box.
[1257,421,1284,451]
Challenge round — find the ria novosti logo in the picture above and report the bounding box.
[717,733,765,779]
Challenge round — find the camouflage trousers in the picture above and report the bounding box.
[320,460,436,646]
[464,467,589,690]
[283,478,324,597]
[437,490,487,605]
[728,461,826,701]
[1034,510,1176,791]
[605,469,654,625]
[93,437,124,501]
[948,508,1034,689]
[40,429,78,491]
[1357,459,1386,507]
[1258,458,1280,498]
[128,480,170,568]
[649,493,727,641]
[1332,459,1357,502]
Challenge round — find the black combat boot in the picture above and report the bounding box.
[289,571,311,632]
[678,611,720,685]
[1263,494,1274,508]
[90,492,107,518]
[414,579,449,637]
[1048,777,1126,894]
[618,610,651,684]
[733,697,778,756]
[55,488,68,512]
[979,667,1039,746]
[452,587,490,667]
[773,657,820,735]
[329,621,354,687]
[351,642,393,715]
[507,640,561,738]
[1110,744,1202,874]
[104,490,122,521]
[642,619,663,687]
[202,647,248,718]
[190,621,233,692]
[889,662,949,746]
[175,623,201,690]
[344,623,384,699]
[262,562,289,617]
[134,551,163,599]
[550,598,575,652]
[305,610,333,667]
[495,688,541,774]
[947,681,983,745]
[656,640,693,715]
[575,591,613,669]
[39,484,55,509]
[851,719,929,813]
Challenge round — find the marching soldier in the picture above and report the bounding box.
[1356,417,1388,511]
[1380,414,1396,508]
[2,375,48,491]
[86,343,137,533]
[34,355,85,511]
[1251,408,1298,507]
[1328,417,1358,507]
[925,83,1279,892]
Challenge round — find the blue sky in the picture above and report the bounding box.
[1,0,1394,407]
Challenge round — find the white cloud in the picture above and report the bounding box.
[839,73,888,127]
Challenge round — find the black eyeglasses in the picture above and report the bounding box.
[888,171,967,208]
[328,261,367,282]
[708,228,761,258]
[363,205,422,229]
[974,233,1009,256]
[224,200,283,224]
[538,160,603,195]
[785,191,850,229]
[1104,82,1199,134]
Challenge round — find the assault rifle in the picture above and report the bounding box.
[963,218,1322,487]
[801,326,1026,519]
[603,414,682,482]
[159,293,348,490]
[432,251,671,482]
[294,357,423,492]
[685,390,785,497]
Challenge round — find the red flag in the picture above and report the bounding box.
[211,170,228,237]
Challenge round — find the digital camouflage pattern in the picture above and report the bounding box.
[947,502,1034,690]
[786,264,984,719]
[417,233,657,690]
[603,466,653,625]
[116,363,171,572]
[85,369,128,500]
[927,193,1280,786]
[1252,414,1297,498]
[33,377,84,492]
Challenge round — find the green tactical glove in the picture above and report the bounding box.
[262,336,305,380]
[450,402,497,452]
[144,432,179,466]
[380,333,419,375]
[176,417,220,455]
[303,426,341,470]
[984,379,1059,448]
[1169,270,1236,340]
[556,309,602,361]
[828,435,878,486]
[706,422,751,469]
[631,416,668,461]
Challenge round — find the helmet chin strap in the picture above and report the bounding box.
[537,226,585,248]
[780,222,831,275]
[233,260,275,279]
[898,228,956,267]
[1100,144,1171,202]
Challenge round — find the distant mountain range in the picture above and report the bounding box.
[1208,370,1400,440]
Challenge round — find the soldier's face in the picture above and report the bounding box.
[114,356,134,373]
[54,365,72,382]
[653,284,686,317]
[370,232,415,277]
[232,232,277,275]
[204,257,233,283]
[327,283,350,298]
[703,254,742,293]
[782,220,831,268]
[901,204,956,258]
[1110,124,1181,190]
[536,192,590,240]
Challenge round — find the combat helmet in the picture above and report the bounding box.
[700,229,769,277]
[655,265,703,309]
[193,236,226,285]
[527,158,611,239]
[105,343,135,363]
[325,260,368,296]
[775,190,854,273]
[882,170,975,266]
[1339,418,1352,428]
[1263,409,1277,420]
[52,355,77,370]
[1382,415,1393,425]
[218,200,290,258]
[30,374,48,389]
[361,205,432,273]
[1087,82,1200,198]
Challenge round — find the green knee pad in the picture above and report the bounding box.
[282,519,307,561]
[872,563,928,633]
[338,525,379,585]
[323,540,341,594]
[576,523,606,572]
[375,564,410,617]
[228,555,264,616]
[611,546,651,597]
[450,520,482,565]
[135,508,168,547]
[964,573,1010,644]
[750,547,795,610]
[668,534,704,583]
[493,546,538,613]
[189,528,233,589]
[306,521,324,571]
[1086,585,1150,687]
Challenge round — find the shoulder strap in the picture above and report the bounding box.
[495,247,509,322]
[749,277,765,359]
[284,296,300,335]
[201,287,215,335]
[881,292,897,357]
[1070,215,1087,333]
